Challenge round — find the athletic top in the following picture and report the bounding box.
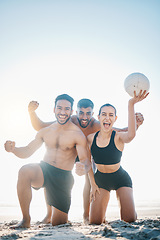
[91,130,122,165]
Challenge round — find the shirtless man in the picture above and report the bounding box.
[4,94,96,228]
[28,98,144,223]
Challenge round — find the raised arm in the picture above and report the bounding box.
[118,90,149,143]
[28,101,54,131]
[113,112,144,132]
[4,131,44,158]
[90,112,144,133]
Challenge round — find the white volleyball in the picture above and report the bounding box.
[124,72,150,97]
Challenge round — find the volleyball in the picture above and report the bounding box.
[124,72,150,97]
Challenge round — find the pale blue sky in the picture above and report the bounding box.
[0,0,160,219]
[1,1,160,100]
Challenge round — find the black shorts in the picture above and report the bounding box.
[38,161,74,214]
[95,166,132,192]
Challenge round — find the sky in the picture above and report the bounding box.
[0,0,160,220]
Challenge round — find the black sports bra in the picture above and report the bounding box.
[91,130,122,165]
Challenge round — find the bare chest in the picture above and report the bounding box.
[43,130,76,151]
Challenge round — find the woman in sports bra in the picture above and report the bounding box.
[87,90,149,224]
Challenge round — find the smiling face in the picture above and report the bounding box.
[98,105,117,131]
[76,107,94,128]
[54,99,73,125]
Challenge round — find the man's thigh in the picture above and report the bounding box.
[20,163,44,189]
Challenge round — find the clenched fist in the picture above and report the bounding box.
[135,112,144,129]
[28,101,39,113]
[75,162,86,176]
[4,141,15,152]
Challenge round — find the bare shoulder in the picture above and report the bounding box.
[115,130,123,140]
[114,130,125,151]
[90,118,100,131]
[114,130,125,145]
[36,122,56,135]
[34,127,46,140]
[70,121,85,135]
[69,122,87,142]
[71,115,78,124]
[87,132,96,145]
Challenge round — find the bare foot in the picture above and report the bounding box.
[83,216,89,224]
[10,219,30,229]
[41,216,51,224]
[103,218,106,223]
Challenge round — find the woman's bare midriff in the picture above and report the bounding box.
[96,162,120,173]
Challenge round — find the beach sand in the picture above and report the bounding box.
[0,207,160,240]
[0,200,160,239]
[0,218,160,240]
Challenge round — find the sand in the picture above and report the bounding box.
[0,217,160,240]
[1,202,160,239]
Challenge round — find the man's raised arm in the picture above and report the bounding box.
[28,101,54,131]
[113,112,144,132]
[4,131,44,158]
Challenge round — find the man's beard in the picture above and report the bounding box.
[77,118,91,128]
[56,115,70,125]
